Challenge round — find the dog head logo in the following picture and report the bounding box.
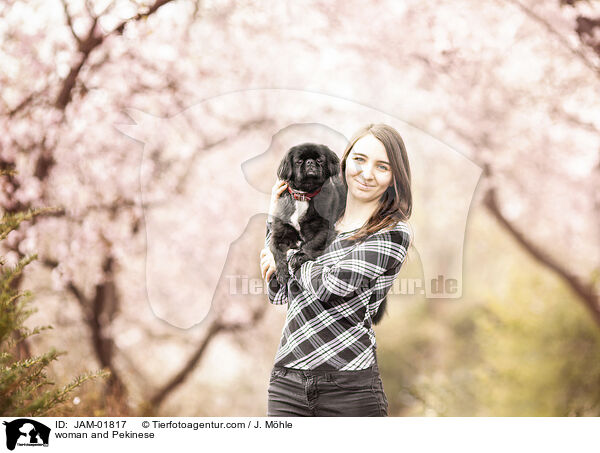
[114,89,482,328]
[3,419,51,450]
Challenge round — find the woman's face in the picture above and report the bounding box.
[344,134,393,203]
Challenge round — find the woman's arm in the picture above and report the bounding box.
[259,179,289,305]
[263,221,288,305]
[288,226,411,305]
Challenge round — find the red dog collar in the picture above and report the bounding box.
[287,186,321,201]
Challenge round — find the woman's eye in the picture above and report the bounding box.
[378,165,389,171]
[353,157,365,162]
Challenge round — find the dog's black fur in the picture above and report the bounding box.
[269,143,345,286]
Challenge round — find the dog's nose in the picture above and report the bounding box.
[305,160,318,173]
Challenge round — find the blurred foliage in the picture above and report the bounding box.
[0,179,108,416]
[378,256,600,416]
[461,268,600,416]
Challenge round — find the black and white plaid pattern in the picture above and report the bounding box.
[265,219,411,371]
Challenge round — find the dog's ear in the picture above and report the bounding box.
[323,146,340,178]
[277,150,294,181]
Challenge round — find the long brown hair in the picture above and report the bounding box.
[340,124,412,242]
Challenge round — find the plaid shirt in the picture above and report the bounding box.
[264,219,411,371]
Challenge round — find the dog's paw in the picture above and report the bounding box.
[276,271,290,286]
[289,251,309,272]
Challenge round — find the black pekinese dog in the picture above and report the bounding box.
[269,143,345,286]
[268,142,389,325]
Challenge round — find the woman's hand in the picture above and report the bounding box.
[262,179,288,283]
[260,247,276,283]
[268,179,288,220]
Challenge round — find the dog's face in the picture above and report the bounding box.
[277,143,340,192]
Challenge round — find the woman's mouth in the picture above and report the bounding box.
[355,179,373,190]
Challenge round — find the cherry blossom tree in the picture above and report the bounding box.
[1,0,598,415]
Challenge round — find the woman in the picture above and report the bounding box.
[259,123,412,416]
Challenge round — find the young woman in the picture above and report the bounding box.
[259,123,412,416]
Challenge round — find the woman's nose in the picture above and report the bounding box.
[361,163,375,179]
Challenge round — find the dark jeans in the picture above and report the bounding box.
[267,363,388,417]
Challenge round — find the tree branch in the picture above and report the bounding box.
[60,0,82,45]
[442,122,600,327]
[41,250,127,400]
[482,163,600,327]
[148,305,267,411]
[502,0,600,78]
[6,86,49,118]
[148,319,224,410]
[173,118,272,194]
[55,0,178,110]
